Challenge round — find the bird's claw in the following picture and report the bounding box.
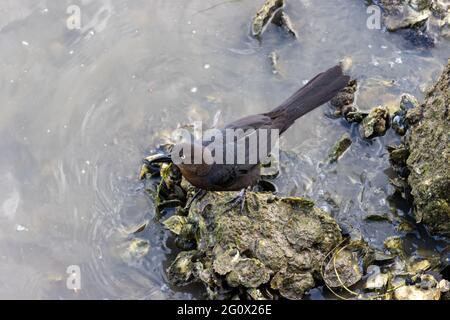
[184,189,207,210]
[226,188,247,214]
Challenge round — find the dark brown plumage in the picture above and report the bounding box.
[154,65,350,191]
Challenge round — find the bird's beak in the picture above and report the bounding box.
[139,153,173,179]
[144,153,172,165]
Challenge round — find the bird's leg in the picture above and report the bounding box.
[226,188,248,214]
[184,188,207,210]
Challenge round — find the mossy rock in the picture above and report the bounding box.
[165,189,342,299]
[405,59,450,236]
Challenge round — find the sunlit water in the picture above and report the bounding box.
[0,0,449,299]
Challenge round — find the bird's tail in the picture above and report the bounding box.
[265,65,350,133]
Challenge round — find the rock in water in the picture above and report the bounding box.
[251,0,285,37]
[155,168,344,299]
[405,59,450,236]
[327,133,352,163]
[392,93,420,135]
[360,106,390,139]
[177,192,342,299]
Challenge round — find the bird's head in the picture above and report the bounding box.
[146,142,213,182]
[172,142,213,178]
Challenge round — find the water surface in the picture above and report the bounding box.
[0,0,449,299]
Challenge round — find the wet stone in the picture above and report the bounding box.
[392,93,420,135]
[144,161,343,299]
[327,133,352,163]
[251,0,285,38]
[360,106,390,139]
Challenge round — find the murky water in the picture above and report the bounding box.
[0,0,449,299]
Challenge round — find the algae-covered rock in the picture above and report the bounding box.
[360,106,390,139]
[162,215,187,235]
[226,258,271,288]
[146,160,343,299]
[119,238,150,263]
[384,236,404,255]
[327,133,352,163]
[181,191,342,299]
[251,0,285,37]
[323,249,363,288]
[166,250,197,286]
[405,59,450,236]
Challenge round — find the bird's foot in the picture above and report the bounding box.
[226,188,248,214]
[184,189,207,210]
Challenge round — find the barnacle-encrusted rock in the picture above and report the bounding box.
[179,191,342,299]
[404,59,450,236]
[388,144,410,178]
[331,80,357,108]
[166,250,197,286]
[360,106,390,139]
[392,94,420,135]
[323,249,363,288]
[147,160,343,299]
[162,215,187,235]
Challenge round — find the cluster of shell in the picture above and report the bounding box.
[139,150,450,300]
[367,0,450,47]
[329,76,419,140]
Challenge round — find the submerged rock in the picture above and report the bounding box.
[360,106,390,139]
[384,7,431,32]
[268,51,280,74]
[404,59,450,236]
[327,133,352,163]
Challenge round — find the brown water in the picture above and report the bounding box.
[0,0,449,299]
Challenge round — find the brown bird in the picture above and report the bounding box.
[149,65,349,205]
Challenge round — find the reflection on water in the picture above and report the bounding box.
[0,0,449,299]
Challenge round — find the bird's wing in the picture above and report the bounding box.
[224,114,273,131]
[205,163,257,190]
